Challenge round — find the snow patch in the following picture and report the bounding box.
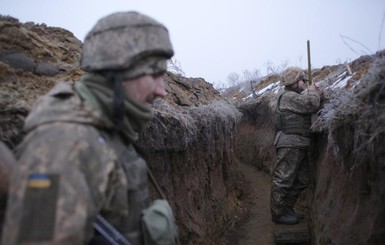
[331,73,353,89]
[256,81,281,96]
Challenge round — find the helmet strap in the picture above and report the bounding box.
[113,73,125,132]
[102,71,125,132]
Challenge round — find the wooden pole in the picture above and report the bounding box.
[307,40,313,85]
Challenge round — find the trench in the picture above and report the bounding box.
[217,160,312,245]
[214,106,314,244]
[223,161,275,244]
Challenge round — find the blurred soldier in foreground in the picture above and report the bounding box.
[0,141,13,196]
[271,67,323,225]
[2,11,178,244]
[0,141,14,238]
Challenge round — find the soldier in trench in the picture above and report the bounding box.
[2,11,178,244]
[271,67,323,225]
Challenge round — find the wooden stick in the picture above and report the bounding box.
[307,40,313,85]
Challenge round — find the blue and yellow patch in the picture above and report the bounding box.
[20,173,59,242]
[27,173,51,188]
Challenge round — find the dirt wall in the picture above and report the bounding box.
[311,55,385,244]
[137,102,244,244]
[235,96,276,174]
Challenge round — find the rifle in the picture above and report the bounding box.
[93,214,132,245]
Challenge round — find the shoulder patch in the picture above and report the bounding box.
[18,173,60,243]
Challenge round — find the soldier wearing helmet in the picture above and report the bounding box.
[2,11,178,244]
[270,67,323,225]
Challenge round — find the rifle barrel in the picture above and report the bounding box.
[93,214,132,245]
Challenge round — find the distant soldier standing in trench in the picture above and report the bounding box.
[2,11,178,244]
[271,67,323,225]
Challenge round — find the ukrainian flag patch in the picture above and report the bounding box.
[27,173,51,188]
[19,173,59,242]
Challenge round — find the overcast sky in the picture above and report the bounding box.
[1,0,384,86]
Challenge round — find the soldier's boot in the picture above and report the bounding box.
[288,209,304,220]
[272,213,299,225]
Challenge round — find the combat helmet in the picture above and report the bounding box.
[281,67,306,86]
[80,11,174,72]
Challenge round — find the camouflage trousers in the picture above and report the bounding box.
[270,147,310,217]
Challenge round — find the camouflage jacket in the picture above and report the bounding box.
[274,88,321,150]
[2,82,150,245]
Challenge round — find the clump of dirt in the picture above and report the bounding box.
[0,15,83,147]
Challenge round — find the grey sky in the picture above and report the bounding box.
[1,0,384,85]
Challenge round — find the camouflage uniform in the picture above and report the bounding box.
[271,71,321,219]
[2,11,176,245]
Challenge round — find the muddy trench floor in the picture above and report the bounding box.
[217,161,311,245]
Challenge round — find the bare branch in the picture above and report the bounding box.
[378,11,385,50]
[339,34,373,55]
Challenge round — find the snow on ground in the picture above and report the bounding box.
[330,71,352,89]
[241,67,357,101]
[256,81,281,96]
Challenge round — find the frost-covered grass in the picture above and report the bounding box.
[312,89,361,131]
[141,100,242,151]
[315,55,385,167]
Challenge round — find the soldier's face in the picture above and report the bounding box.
[122,73,167,107]
[297,80,307,92]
